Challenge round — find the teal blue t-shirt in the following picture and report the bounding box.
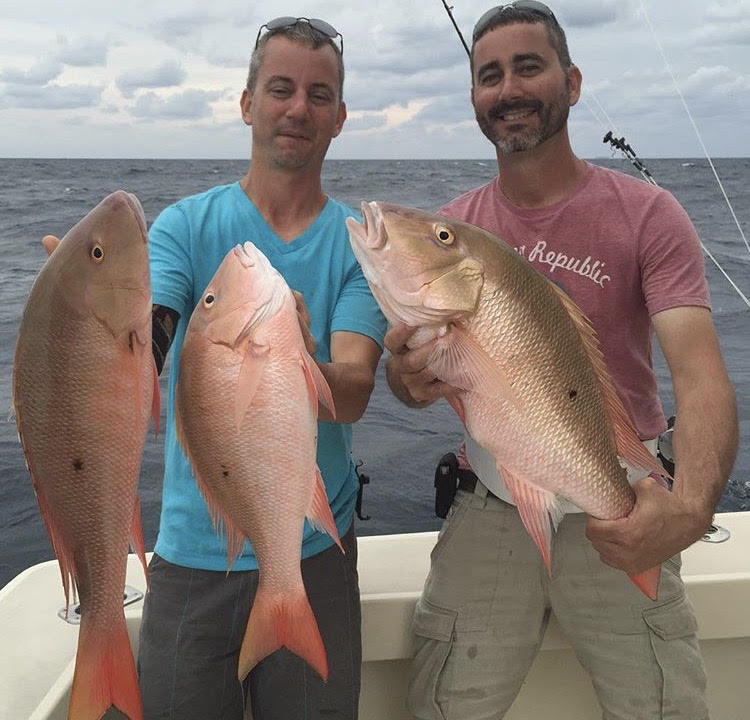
[149,182,386,571]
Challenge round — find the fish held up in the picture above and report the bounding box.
[12,190,160,720]
[347,201,669,600]
[175,241,341,682]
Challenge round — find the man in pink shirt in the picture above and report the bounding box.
[385,3,738,719]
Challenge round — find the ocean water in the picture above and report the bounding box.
[0,157,748,588]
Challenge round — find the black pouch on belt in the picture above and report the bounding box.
[434,452,459,518]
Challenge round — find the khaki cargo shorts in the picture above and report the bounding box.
[407,484,708,720]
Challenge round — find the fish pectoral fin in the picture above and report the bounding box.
[427,324,520,408]
[629,566,661,601]
[502,467,564,576]
[151,356,161,436]
[42,234,61,255]
[306,467,344,552]
[300,351,336,419]
[420,259,483,313]
[235,341,270,431]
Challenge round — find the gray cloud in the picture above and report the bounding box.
[0,59,63,85]
[557,0,639,27]
[54,36,109,67]
[0,82,103,109]
[116,61,187,98]
[130,88,223,120]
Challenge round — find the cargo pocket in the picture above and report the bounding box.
[407,599,458,720]
[642,593,708,719]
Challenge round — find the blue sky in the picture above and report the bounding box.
[1,0,748,158]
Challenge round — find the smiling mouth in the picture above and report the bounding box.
[499,108,536,122]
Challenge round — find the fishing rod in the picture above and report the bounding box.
[602,131,657,186]
[439,0,471,57]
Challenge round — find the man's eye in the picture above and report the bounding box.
[519,65,540,74]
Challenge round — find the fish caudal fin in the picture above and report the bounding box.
[68,618,143,720]
[307,467,344,552]
[628,566,661,600]
[502,467,564,576]
[238,586,328,683]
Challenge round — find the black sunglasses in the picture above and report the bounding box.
[254,16,343,55]
[473,1,557,41]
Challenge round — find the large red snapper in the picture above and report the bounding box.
[347,202,669,600]
[175,241,341,682]
[12,191,159,720]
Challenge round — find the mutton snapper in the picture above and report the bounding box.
[175,241,342,682]
[347,202,669,600]
[12,191,159,720]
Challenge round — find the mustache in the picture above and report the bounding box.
[488,100,543,121]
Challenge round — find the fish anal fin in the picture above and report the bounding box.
[427,324,520,409]
[629,565,660,601]
[548,282,670,480]
[235,341,270,431]
[300,351,336,419]
[238,586,328,682]
[502,467,564,576]
[307,467,343,552]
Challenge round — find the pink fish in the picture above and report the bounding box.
[348,202,669,600]
[175,241,341,681]
[13,191,159,720]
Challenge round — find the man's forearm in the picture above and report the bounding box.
[671,378,738,523]
[317,361,376,424]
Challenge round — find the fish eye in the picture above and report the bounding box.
[91,244,105,262]
[435,225,455,245]
[203,292,216,307]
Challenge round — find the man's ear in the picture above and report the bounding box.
[566,64,582,107]
[332,100,347,138]
[240,88,253,126]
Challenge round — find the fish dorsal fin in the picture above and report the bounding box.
[426,323,520,409]
[549,282,670,479]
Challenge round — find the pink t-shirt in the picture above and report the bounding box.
[441,161,710,440]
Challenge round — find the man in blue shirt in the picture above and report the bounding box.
[138,17,386,720]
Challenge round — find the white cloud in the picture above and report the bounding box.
[130,88,223,120]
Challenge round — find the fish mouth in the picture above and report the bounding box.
[347,201,386,251]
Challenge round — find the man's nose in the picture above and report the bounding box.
[285,90,310,118]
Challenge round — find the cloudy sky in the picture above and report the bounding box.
[1,0,748,159]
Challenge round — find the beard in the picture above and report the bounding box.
[476,85,570,154]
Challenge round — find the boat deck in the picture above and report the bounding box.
[1,511,749,720]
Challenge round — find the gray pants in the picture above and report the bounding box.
[138,522,361,720]
[407,484,709,720]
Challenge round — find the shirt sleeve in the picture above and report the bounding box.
[149,203,195,318]
[330,257,387,348]
[638,189,711,316]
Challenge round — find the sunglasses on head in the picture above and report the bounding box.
[254,16,343,55]
[473,1,557,42]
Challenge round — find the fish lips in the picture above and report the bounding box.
[347,201,386,251]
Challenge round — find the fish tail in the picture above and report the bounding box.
[628,565,661,600]
[238,585,328,683]
[68,616,143,720]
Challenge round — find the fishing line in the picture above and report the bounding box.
[637,0,750,259]
[436,0,750,307]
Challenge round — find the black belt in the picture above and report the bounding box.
[458,471,500,499]
[434,453,499,518]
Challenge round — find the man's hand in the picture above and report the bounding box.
[293,290,316,356]
[384,323,455,407]
[585,476,712,574]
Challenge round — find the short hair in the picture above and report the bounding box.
[471,7,572,74]
[246,22,345,101]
